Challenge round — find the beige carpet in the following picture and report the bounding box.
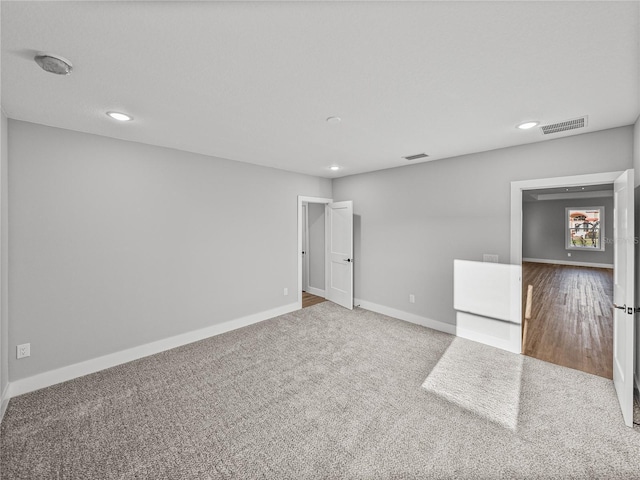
[2,301,640,478]
[422,337,523,430]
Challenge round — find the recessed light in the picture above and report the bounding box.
[326,116,342,124]
[107,112,133,122]
[330,166,340,171]
[517,121,539,130]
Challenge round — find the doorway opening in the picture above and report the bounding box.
[521,184,614,378]
[297,196,354,311]
[301,200,328,309]
[511,169,635,427]
[297,196,331,310]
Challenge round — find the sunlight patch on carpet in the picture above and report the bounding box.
[422,337,523,430]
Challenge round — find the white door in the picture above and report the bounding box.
[326,201,353,309]
[613,169,635,427]
[301,204,309,292]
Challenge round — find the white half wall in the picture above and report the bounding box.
[8,120,332,382]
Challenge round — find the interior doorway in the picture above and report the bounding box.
[510,169,638,427]
[297,196,354,311]
[297,196,332,310]
[521,184,614,378]
[511,169,636,427]
[301,200,328,308]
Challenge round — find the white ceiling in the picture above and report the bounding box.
[2,1,639,178]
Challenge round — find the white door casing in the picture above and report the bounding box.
[301,203,309,292]
[613,169,635,427]
[325,201,354,310]
[297,196,332,309]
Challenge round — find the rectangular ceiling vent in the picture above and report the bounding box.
[403,153,429,161]
[540,116,588,135]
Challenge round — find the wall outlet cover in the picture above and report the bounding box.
[483,254,499,263]
[17,343,30,359]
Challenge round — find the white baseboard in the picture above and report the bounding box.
[0,383,9,423]
[305,286,325,297]
[354,298,456,335]
[7,302,299,399]
[523,258,613,269]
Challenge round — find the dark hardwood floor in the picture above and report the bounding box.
[522,261,613,379]
[302,291,326,308]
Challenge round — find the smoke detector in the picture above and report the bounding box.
[34,53,73,75]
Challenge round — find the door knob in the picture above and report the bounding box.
[343,258,352,262]
[613,303,626,310]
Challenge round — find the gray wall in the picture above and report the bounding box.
[523,197,614,266]
[307,203,325,291]
[8,120,331,381]
[333,126,633,326]
[1,112,7,402]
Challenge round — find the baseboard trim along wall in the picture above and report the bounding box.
[305,286,325,297]
[1,383,9,422]
[7,302,299,399]
[523,258,614,269]
[355,298,456,335]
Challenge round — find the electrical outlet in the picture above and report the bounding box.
[567,252,572,257]
[16,343,30,359]
[409,294,415,304]
[483,254,499,263]
[283,287,288,296]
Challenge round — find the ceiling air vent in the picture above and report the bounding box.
[403,153,429,161]
[540,116,588,135]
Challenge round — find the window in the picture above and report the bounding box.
[566,206,604,251]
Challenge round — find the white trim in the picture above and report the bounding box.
[0,383,9,422]
[305,286,325,297]
[298,196,332,310]
[7,302,299,399]
[302,203,310,292]
[523,257,614,269]
[355,298,456,335]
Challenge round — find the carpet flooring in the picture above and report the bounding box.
[2,302,640,478]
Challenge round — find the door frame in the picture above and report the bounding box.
[297,196,332,310]
[301,203,309,292]
[510,170,624,352]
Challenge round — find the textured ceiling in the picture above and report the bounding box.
[2,1,639,178]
